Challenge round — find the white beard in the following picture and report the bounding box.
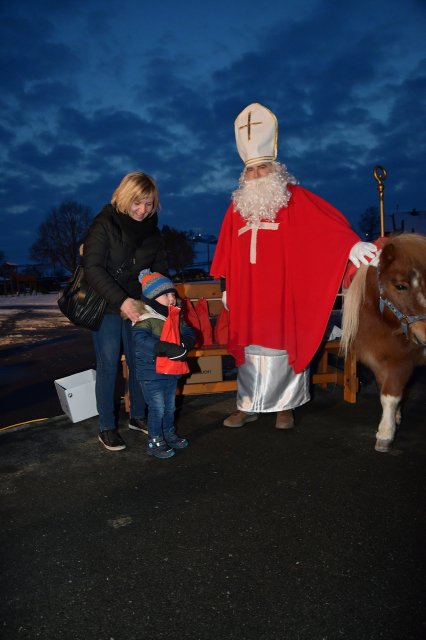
[232,163,297,225]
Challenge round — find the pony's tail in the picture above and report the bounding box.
[340,264,368,358]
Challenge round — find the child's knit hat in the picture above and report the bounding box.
[138,271,176,300]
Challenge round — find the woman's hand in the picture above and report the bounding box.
[120,298,141,323]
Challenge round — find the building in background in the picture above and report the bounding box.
[386,208,426,235]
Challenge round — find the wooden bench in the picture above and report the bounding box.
[312,339,358,403]
[122,281,358,411]
[174,281,237,396]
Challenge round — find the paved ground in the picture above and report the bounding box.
[1,377,425,640]
[0,294,96,429]
[1,294,425,639]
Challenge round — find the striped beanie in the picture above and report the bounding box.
[138,271,176,301]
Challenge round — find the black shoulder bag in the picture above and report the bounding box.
[57,258,133,331]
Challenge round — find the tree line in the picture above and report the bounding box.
[1,201,383,273]
[28,201,195,276]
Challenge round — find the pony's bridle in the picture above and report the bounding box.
[378,267,426,336]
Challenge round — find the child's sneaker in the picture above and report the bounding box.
[164,431,189,449]
[147,437,175,459]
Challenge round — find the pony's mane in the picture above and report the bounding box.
[340,232,426,357]
[340,263,368,357]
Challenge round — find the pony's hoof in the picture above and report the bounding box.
[375,439,391,453]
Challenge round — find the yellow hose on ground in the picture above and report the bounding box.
[0,418,48,431]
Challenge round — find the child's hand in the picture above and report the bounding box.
[155,341,188,361]
[181,336,195,351]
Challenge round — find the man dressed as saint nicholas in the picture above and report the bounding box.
[210,102,378,429]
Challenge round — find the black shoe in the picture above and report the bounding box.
[146,437,175,459]
[129,417,148,434]
[98,429,126,451]
[164,431,189,449]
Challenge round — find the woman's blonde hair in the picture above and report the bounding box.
[111,172,159,215]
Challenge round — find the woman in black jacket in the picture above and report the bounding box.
[83,172,168,451]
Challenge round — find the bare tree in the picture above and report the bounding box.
[30,201,92,272]
[359,206,381,240]
[162,225,195,276]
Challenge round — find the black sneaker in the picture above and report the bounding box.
[98,429,126,451]
[146,437,175,459]
[128,417,148,434]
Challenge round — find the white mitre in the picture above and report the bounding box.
[234,102,278,167]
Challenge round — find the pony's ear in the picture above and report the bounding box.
[381,242,397,266]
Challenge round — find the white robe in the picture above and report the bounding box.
[237,345,310,413]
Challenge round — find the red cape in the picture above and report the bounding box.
[210,185,359,372]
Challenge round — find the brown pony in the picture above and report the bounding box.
[341,233,426,452]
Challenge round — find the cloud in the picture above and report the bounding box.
[1,0,425,264]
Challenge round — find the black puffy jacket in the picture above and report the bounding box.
[83,204,168,313]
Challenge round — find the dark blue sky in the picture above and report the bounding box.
[1,0,425,264]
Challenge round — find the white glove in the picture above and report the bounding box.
[368,250,381,267]
[222,290,229,310]
[349,241,379,268]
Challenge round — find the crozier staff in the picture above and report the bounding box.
[210,103,378,429]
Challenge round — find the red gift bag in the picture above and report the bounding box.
[180,297,203,347]
[195,297,213,346]
[213,306,229,345]
[156,305,189,375]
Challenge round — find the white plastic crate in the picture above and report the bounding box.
[54,369,98,423]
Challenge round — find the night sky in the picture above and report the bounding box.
[1,0,425,265]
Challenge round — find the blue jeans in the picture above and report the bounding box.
[141,377,178,439]
[92,312,146,431]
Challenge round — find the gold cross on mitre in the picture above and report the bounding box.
[238,110,262,141]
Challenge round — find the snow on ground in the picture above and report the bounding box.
[0,293,70,347]
[0,292,60,308]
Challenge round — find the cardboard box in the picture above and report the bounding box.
[185,355,223,384]
[54,369,98,423]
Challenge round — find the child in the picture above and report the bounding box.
[132,271,195,459]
